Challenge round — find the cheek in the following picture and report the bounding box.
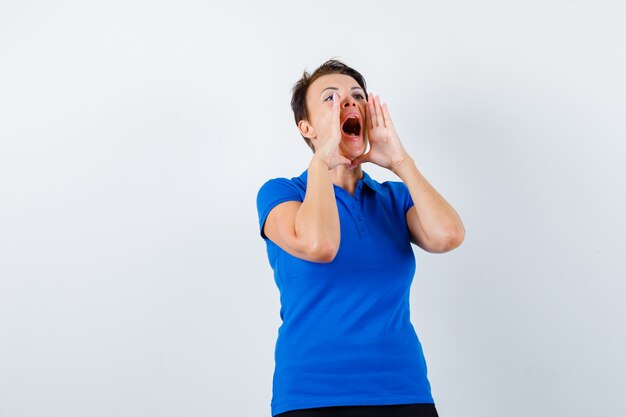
[358,103,367,118]
[314,107,334,126]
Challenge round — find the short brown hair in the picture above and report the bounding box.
[291,59,368,152]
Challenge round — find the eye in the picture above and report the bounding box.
[324,95,334,102]
[354,93,365,100]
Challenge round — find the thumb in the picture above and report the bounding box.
[350,152,371,169]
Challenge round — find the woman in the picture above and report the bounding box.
[256,60,465,417]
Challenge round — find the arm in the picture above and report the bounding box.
[263,156,340,263]
[392,157,465,253]
[351,93,465,253]
[263,92,351,263]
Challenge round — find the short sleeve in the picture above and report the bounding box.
[387,181,415,215]
[256,178,304,240]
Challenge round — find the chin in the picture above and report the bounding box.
[340,135,366,160]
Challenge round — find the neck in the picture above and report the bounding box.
[331,165,363,196]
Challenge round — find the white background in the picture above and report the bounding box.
[1,1,625,416]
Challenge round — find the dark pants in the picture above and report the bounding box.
[275,403,439,417]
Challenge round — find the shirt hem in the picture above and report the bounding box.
[271,394,435,417]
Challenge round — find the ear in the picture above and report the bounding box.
[298,119,316,140]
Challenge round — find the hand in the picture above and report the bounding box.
[350,94,410,170]
[314,92,352,170]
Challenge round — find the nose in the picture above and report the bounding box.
[342,95,357,108]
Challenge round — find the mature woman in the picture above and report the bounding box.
[256,60,465,417]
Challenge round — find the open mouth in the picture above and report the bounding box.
[341,115,361,137]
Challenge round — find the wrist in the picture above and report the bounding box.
[311,154,331,171]
[390,154,413,175]
[389,153,413,173]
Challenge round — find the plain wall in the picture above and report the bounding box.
[1,1,625,416]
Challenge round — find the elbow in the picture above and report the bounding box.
[431,225,465,253]
[308,239,339,263]
[449,227,465,250]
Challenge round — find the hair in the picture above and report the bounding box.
[291,59,368,152]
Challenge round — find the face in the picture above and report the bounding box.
[299,73,368,160]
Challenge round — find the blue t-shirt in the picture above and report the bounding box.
[257,169,434,416]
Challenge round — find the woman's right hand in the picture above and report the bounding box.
[313,92,352,170]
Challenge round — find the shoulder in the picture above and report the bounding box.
[363,172,413,213]
[255,172,307,240]
[256,171,308,218]
[381,180,410,196]
[363,171,409,199]
[257,172,306,201]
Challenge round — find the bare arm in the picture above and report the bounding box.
[264,156,341,262]
[351,93,465,253]
[263,92,350,263]
[392,157,465,253]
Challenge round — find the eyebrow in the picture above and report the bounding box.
[320,86,365,97]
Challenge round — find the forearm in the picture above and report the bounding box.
[294,155,341,254]
[392,156,465,246]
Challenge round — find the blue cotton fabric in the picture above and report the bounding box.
[257,170,434,416]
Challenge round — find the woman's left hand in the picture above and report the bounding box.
[350,94,410,170]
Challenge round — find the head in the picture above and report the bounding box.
[291,59,369,157]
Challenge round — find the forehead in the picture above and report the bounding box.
[307,73,362,96]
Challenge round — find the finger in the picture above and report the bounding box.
[368,93,378,127]
[331,91,340,132]
[374,95,384,127]
[382,102,395,130]
[350,152,371,169]
[337,155,352,169]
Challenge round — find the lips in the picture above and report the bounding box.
[341,114,362,137]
